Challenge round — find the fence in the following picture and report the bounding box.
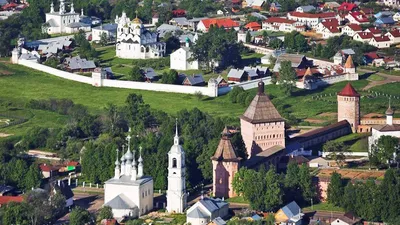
[18,59,220,97]
[319,152,369,157]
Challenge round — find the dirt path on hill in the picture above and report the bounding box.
[358,68,400,90]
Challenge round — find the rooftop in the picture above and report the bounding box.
[105,175,153,186]
[338,83,359,97]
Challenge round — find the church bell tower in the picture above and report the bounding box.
[166,119,187,213]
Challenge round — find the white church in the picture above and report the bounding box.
[104,132,153,219]
[44,0,91,34]
[170,38,199,71]
[104,123,187,220]
[115,12,166,59]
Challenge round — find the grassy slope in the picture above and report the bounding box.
[333,133,370,152]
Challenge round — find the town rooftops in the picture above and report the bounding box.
[288,11,335,18]
[92,23,118,31]
[245,22,261,30]
[200,18,239,29]
[183,74,205,85]
[227,68,246,79]
[40,163,59,172]
[64,56,96,70]
[387,29,400,37]
[241,81,284,123]
[365,27,381,34]
[264,17,296,24]
[375,16,395,24]
[338,83,359,97]
[297,5,316,12]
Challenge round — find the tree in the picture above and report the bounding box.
[284,162,300,189]
[327,172,343,206]
[69,207,92,225]
[97,206,113,222]
[246,31,252,43]
[277,61,297,96]
[161,69,178,84]
[372,135,399,166]
[323,141,346,167]
[25,190,52,225]
[23,164,42,190]
[1,202,29,225]
[298,164,315,202]
[263,166,283,211]
[50,192,66,219]
[269,38,283,49]
[342,182,356,212]
[229,86,245,103]
[232,168,250,196]
[44,57,59,68]
[236,92,248,105]
[99,32,108,46]
[129,65,143,81]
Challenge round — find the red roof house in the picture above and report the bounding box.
[197,18,240,32]
[0,196,24,207]
[172,9,186,17]
[338,83,360,97]
[338,2,358,11]
[346,11,369,24]
[2,2,18,10]
[245,22,261,31]
[288,11,336,19]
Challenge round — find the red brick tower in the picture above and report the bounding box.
[337,83,360,132]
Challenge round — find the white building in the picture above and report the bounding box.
[115,12,166,59]
[369,36,391,48]
[353,32,374,43]
[186,197,229,225]
[44,0,91,34]
[91,24,118,42]
[341,24,362,37]
[287,11,335,29]
[385,29,400,44]
[104,132,153,220]
[382,0,400,7]
[295,5,316,13]
[393,12,400,21]
[166,121,187,213]
[170,40,199,71]
[368,105,400,152]
[262,17,305,32]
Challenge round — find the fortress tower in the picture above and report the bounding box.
[337,83,360,132]
[240,80,285,158]
[211,127,241,198]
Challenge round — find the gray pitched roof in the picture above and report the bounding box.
[212,217,227,225]
[92,23,118,32]
[282,201,301,219]
[171,17,189,26]
[227,69,245,78]
[297,5,316,12]
[65,56,96,70]
[184,74,204,85]
[143,67,157,79]
[187,207,208,218]
[66,22,90,28]
[104,193,138,209]
[46,18,58,27]
[199,198,228,212]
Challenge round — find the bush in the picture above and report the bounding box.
[229,86,245,103]
[236,92,248,105]
[194,91,204,101]
[132,57,170,70]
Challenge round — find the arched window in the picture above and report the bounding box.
[172,158,177,168]
[146,46,150,52]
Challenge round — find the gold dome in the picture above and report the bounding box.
[132,17,142,24]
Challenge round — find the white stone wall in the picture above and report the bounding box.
[16,59,218,97]
[321,152,369,157]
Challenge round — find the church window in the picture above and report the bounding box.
[142,192,144,198]
[146,47,150,52]
[172,158,177,168]
[141,47,145,53]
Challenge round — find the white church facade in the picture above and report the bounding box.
[104,132,153,220]
[44,0,91,34]
[166,121,187,213]
[115,12,166,59]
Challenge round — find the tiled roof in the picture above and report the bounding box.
[338,83,360,97]
[373,35,391,42]
[372,124,400,132]
[0,196,24,205]
[289,11,335,18]
[241,81,283,123]
[40,164,59,172]
[184,74,204,85]
[245,22,261,29]
[264,17,296,24]
[338,2,357,11]
[349,11,369,23]
[200,18,239,29]
[388,29,400,37]
[364,52,380,59]
[347,23,362,31]
[356,32,374,39]
[365,27,381,34]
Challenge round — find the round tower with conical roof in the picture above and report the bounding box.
[337,83,360,132]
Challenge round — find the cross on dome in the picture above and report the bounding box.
[174,118,179,145]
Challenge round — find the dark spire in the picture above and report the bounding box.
[258,79,264,94]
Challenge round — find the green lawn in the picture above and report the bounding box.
[367,74,385,81]
[226,196,249,204]
[303,202,345,212]
[360,66,400,76]
[333,133,370,152]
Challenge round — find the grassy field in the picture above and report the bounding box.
[303,202,345,212]
[360,66,400,76]
[367,74,385,81]
[333,133,370,152]
[226,196,249,204]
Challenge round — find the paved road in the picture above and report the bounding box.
[358,68,400,90]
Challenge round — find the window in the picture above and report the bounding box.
[172,158,177,168]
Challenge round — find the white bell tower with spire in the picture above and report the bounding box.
[166,119,187,213]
